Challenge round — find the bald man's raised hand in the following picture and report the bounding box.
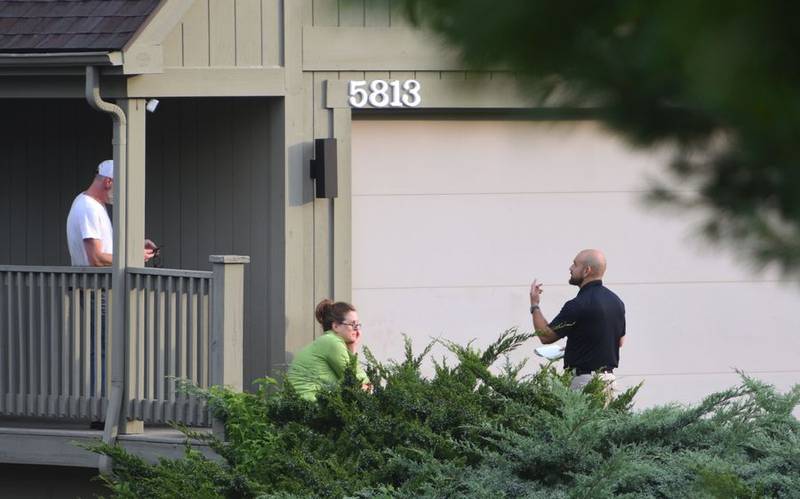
[530,279,543,306]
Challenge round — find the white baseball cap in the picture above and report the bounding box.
[98,159,113,179]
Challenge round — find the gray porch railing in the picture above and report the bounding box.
[125,267,212,425]
[0,257,248,428]
[0,266,112,420]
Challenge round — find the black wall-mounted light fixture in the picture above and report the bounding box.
[310,138,338,198]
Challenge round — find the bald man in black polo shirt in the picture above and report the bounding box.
[530,249,626,391]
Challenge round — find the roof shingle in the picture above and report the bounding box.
[0,0,161,52]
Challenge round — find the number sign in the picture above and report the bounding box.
[348,80,421,108]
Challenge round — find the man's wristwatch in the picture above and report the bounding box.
[530,304,540,314]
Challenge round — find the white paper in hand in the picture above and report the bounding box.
[534,344,565,361]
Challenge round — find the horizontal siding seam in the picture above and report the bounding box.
[352,280,792,290]
[351,189,697,198]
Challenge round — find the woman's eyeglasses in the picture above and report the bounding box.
[341,321,363,330]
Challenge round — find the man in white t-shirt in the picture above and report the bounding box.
[66,160,156,411]
[66,159,156,266]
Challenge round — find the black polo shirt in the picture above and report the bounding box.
[549,280,625,372]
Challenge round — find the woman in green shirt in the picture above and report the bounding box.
[286,299,370,400]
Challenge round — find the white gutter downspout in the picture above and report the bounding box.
[85,65,127,475]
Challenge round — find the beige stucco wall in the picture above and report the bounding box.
[351,118,800,410]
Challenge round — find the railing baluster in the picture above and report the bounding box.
[38,272,46,415]
[188,277,197,424]
[70,273,80,416]
[177,276,187,422]
[201,276,210,426]
[89,273,96,405]
[16,271,24,413]
[27,271,36,414]
[91,273,101,418]
[166,276,175,422]
[60,273,68,415]
[4,272,12,413]
[49,272,57,415]
[0,272,6,413]
[80,273,89,416]
[6,270,12,414]
[145,274,154,420]
[135,273,145,418]
[127,274,136,421]
[1,272,8,413]
[104,273,112,407]
[200,277,209,389]
[156,275,165,421]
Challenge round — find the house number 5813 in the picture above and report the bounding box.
[348,80,422,108]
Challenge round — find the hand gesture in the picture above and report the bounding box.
[530,279,543,306]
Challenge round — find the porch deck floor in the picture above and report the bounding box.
[0,417,210,439]
[0,417,217,468]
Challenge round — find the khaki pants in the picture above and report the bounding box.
[571,372,617,393]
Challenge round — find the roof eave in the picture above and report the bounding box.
[0,51,123,68]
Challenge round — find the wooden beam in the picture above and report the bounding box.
[266,101,287,376]
[0,75,123,99]
[303,27,464,71]
[332,107,353,302]
[282,0,316,367]
[325,77,537,109]
[0,71,286,102]
[122,99,147,269]
[125,67,286,97]
[121,99,147,435]
[0,68,285,99]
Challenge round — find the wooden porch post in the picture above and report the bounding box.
[209,255,250,439]
[117,98,147,434]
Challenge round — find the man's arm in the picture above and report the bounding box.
[532,309,561,344]
[83,239,112,266]
[86,238,157,266]
[619,336,625,348]
[530,279,561,344]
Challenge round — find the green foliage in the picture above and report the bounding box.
[93,329,800,498]
[85,442,262,498]
[388,0,800,273]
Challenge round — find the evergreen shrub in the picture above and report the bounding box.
[92,329,800,498]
